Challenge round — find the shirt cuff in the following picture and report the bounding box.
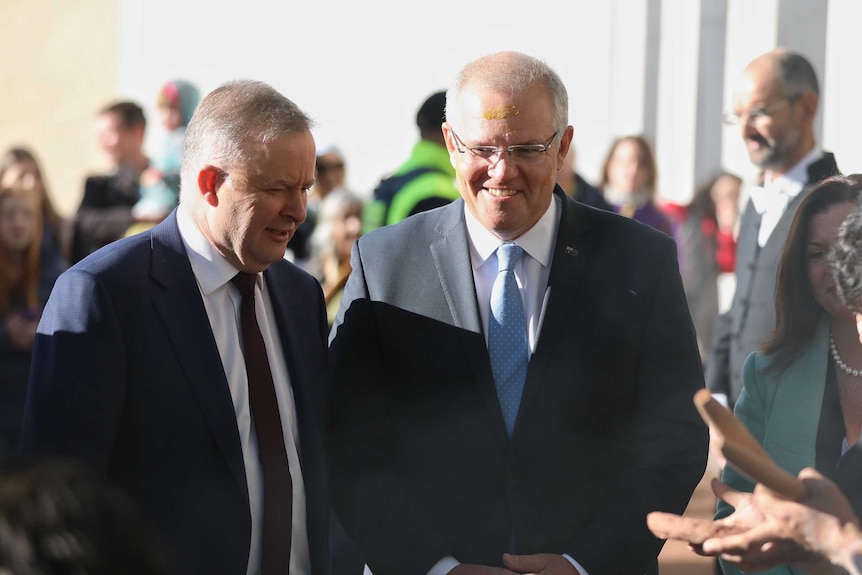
[427,556,460,575]
[564,553,590,575]
[711,392,729,408]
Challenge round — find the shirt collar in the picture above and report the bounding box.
[750,147,822,214]
[176,203,250,295]
[464,194,559,270]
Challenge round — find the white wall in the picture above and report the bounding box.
[116,0,650,198]
[114,0,861,207]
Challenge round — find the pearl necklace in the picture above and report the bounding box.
[830,334,862,377]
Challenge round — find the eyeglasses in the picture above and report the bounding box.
[722,94,801,127]
[316,162,345,173]
[451,129,558,166]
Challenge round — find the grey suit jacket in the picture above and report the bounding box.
[328,187,708,575]
[705,152,840,405]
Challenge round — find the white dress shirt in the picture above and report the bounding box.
[751,147,822,247]
[176,205,310,575]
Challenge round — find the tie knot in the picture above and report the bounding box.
[496,243,524,272]
[231,272,258,298]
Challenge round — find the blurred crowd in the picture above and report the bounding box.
[3,44,860,575]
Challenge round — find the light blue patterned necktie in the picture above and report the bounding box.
[489,243,528,437]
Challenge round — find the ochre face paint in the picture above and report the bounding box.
[483,105,520,120]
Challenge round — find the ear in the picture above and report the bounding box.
[798,92,818,124]
[197,165,225,207]
[441,122,460,169]
[556,126,574,172]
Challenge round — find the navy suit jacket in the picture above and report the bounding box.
[21,210,330,575]
[328,187,708,575]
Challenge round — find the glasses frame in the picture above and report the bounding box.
[723,94,802,127]
[450,129,559,165]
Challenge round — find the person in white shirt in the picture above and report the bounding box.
[21,79,331,575]
[329,50,706,575]
[706,48,840,410]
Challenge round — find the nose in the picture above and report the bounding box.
[487,153,519,178]
[741,118,758,139]
[281,190,307,224]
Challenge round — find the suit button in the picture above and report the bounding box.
[506,472,520,486]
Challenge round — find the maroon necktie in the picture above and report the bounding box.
[232,272,293,574]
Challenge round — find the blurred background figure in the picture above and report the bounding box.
[680,170,742,363]
[0,147,69,262]
[304,189,364,326]
[0,186,65,461]
[363,90,459,232]
[599,134,674,236]
[289,143,351,262]
[0,456,167,575]
[715,175,862,575]
[70,101,149,264]
[129,79,200,233]
[556,143,612,211]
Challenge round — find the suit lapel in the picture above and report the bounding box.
[762,318,828,469]
[429,201,511,442]
[429,201,483,334]
[516,191,592,428]
[263,265,315,459]
[149,213,249,500]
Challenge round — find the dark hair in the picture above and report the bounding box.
[762,174,862,372]
[0,456,167,575]
[98,101,147,131]
[416,90,447,136]
[599,135,658,198]
[830,196,862,313]
[774,49,820,99]
[688,171,743,220]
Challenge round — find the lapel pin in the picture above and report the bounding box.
[564,246,579,257]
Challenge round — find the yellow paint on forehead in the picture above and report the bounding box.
[483,105,520,120]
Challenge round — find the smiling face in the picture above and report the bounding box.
[201,131,316,272]
[807,202,855,321]
[443,83,571,241]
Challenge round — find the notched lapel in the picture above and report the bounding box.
[430,204,482,334]
[429,204,511,445]
[515,195,592,436]
[149,217,249,501]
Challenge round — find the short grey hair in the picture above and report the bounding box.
[446,51,569,134]
[310,188,365,256]
[181,79,315,198]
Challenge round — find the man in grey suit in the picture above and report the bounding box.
[706,48,840,408]
[329,51,707,575]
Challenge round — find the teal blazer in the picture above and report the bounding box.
[716,317,830,575]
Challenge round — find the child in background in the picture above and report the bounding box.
[130,80,200,228]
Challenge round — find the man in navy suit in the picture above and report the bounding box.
[328,51,707,575]
[21,80,330,575]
